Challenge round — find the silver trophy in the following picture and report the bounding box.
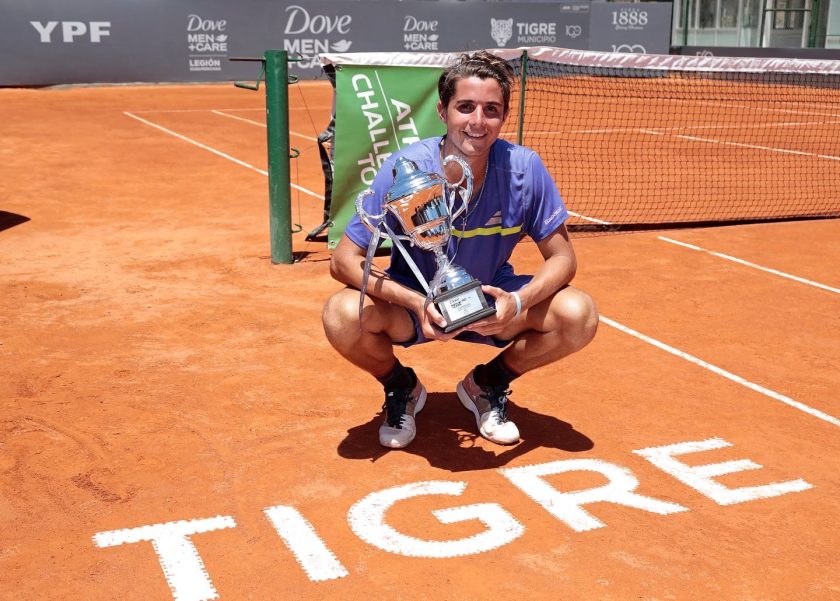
[356,155,496,333]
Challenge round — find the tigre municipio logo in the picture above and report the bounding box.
[490,18,513,47]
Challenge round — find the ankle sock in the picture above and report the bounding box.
[377,360,415,391]
[474,354,519,389]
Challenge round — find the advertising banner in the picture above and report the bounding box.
[329,64,446,249]
[0,0,672,86]
[589,2,674,55]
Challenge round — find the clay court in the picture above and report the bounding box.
[1,80,839,600]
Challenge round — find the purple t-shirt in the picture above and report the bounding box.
[346,136,567,291]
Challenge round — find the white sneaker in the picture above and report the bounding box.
[379,370,427,449]
[456,369,520,445]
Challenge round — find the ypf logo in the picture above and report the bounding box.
[565,24,582,39]
[490,18,513,47]
[30,21,111,43]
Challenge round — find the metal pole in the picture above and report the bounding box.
[517,50,528,147]
[808,0,821,47]
[264,49,293,264]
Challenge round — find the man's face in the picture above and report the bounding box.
[438,76,507,160]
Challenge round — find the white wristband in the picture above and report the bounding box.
[511,291,522,317]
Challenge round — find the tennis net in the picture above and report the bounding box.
[507,48,840,231]
[318,48,840,241]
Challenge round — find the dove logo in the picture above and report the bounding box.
[186,14,228,72]
[187,15,227,32]
[404,16,438,32]
[403,16,439,50]
[283,5,353,69]
[284,5,351,35]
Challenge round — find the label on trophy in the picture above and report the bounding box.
[439,288,484,323]
[435,280,496,333]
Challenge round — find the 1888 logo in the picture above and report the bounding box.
[611,8,648,30]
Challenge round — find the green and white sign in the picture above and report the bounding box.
[329,64,446,249]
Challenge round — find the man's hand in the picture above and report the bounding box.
[417,299,462,341]
[455,285,520,337]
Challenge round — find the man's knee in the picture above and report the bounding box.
[322,289,359,340]
[554,288,599,348]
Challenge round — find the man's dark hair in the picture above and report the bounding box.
[438,50,515,115]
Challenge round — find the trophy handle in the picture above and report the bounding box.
[355,189,386,232]
[441,154,473,221]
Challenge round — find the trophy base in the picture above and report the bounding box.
[434,280,497,333]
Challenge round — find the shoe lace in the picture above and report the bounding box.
[480,385,511,423]
[383,388,412,429]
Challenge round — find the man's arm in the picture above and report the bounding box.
[329,235,453,336]
[513,223,577,315]
[468,223,577,336]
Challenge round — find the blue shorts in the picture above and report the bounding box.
[394,269,533,348]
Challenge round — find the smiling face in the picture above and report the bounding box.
[437,76,508,163]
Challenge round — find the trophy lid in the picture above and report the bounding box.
[385,157,443,204]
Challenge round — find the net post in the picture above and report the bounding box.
[808,0,821,47]
[517,50,528,147]
[264,49,293,264]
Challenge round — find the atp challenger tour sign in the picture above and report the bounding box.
[329,62,448,249]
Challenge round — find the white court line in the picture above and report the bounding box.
[211,110,318,142]
[574,95,840,119]
[124,112,323,200]
[600,315,840,428]
[665,133,840,161]
[659,236,840,294]
[568,210,612,225]
[603,119,840,136]
[129,106,332,114]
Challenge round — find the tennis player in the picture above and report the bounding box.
[323,51,598,449]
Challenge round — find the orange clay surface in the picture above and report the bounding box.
[1,82,839,600]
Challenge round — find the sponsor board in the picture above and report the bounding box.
[3,1,674,86]
[186,14,228,73]
[283,4,353,70]
[30,20,111,43]
[489,3,589,49]
[403,15,439,51]
[589,2,672,54]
